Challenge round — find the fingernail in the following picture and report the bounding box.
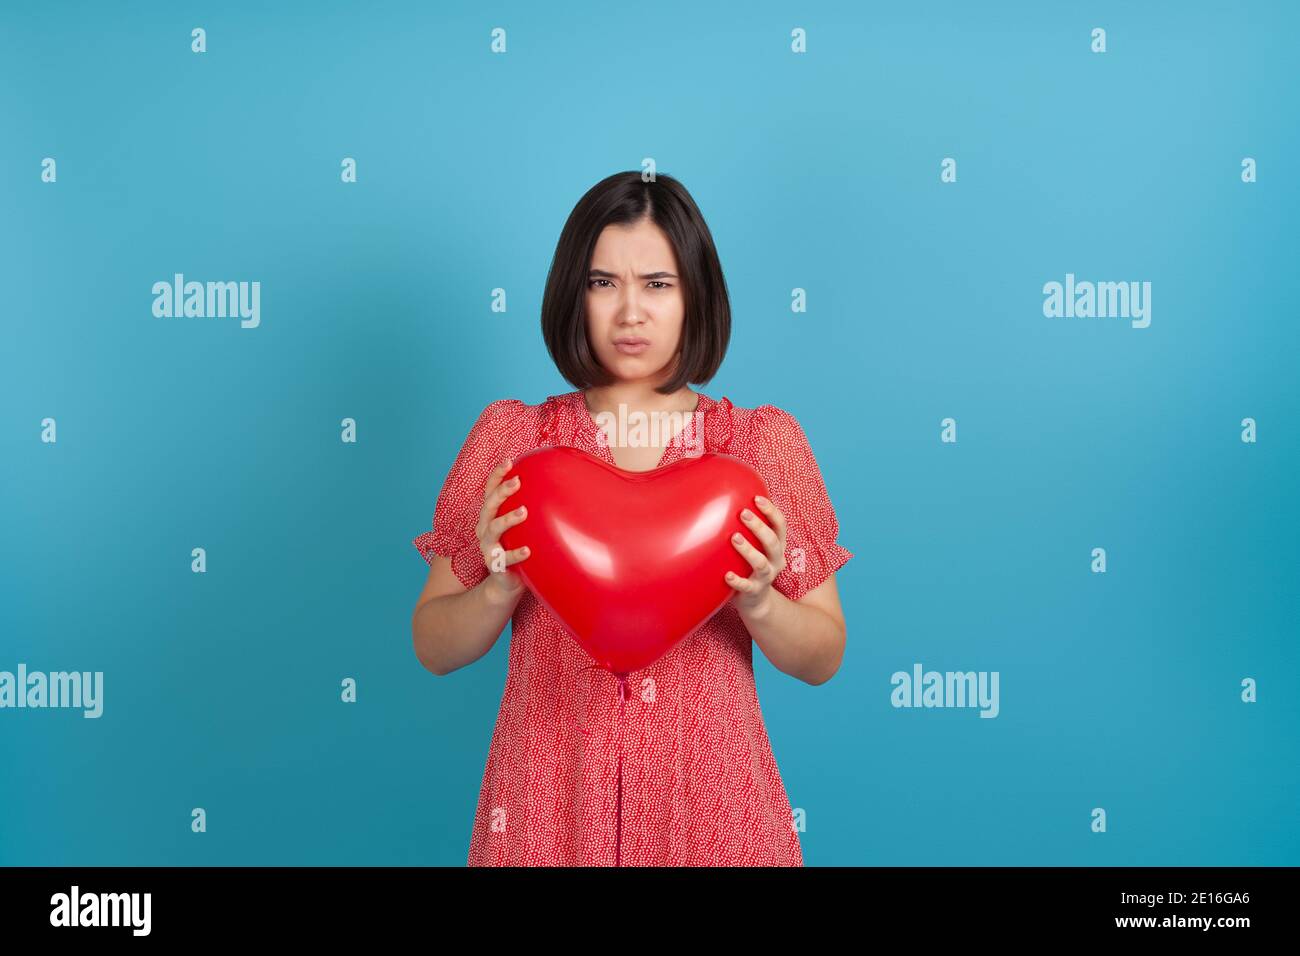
[521,546,530,555]
[516,506,526,516]
[741,509,753,520]
[732,532,743,543]
[756,495,769,506]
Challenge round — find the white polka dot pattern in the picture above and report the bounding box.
[412,390,853,865]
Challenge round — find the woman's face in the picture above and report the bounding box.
[584,217,686,387]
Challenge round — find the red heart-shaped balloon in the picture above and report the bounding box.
[497,446,770,675]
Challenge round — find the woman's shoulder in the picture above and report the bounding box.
[721,398,810,450]
[469,396,532,420]
[455,395,557,455]
[464,394,561,426]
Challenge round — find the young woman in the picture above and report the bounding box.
[411,171,853,866]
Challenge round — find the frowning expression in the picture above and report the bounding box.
[585,217,686,384]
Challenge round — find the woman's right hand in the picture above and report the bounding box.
[476,457,530,604]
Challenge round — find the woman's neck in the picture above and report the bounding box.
[582,383,700,417]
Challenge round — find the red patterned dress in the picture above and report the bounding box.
[412,390,853,866]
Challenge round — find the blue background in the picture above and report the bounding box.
[2,0,1296,865]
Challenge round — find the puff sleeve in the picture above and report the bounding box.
[752,406,854,604]
[412,399,526,591]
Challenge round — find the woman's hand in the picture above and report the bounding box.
[476,458,531,605]
[724,494,787,617]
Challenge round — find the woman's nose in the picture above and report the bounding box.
[619,283,645,313]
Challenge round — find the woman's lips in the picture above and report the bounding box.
[614,339,650,355]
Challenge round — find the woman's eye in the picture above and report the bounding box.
[588,278,670,290]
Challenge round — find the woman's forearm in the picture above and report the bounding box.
[738,591,845,686]
[412,576,522,676]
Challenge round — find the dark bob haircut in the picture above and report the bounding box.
[541,171,731,395]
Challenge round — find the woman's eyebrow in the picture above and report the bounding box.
[588,268,678,280]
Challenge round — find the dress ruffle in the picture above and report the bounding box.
[538,394,563,444]
[704,395,734,453]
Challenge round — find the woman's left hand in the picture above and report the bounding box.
[725,494,787,616]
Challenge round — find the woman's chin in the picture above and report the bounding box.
[605,352,663,372]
